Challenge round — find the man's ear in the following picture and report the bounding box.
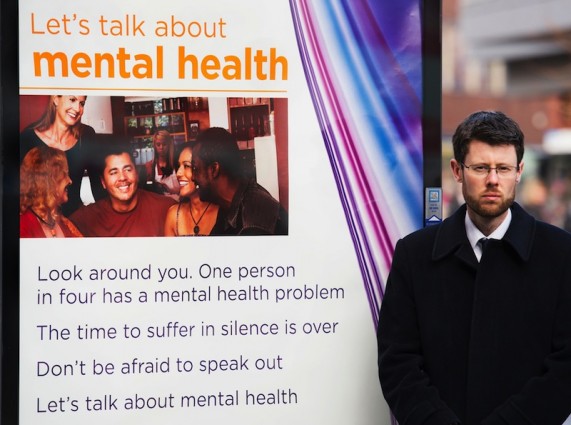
[516,160,524,183]
[450,159,463,183]
[100,176,106,190]
[210,162,221,179]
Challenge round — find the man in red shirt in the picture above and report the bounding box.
[70,146,175,237]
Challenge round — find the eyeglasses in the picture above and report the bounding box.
[461,163,519,178]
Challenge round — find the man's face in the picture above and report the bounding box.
[451,140,523,223]
[191,148,216,202]
[101,153,139,210]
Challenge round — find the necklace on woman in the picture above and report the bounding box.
[189,203,211,235]
[30,208,57,237]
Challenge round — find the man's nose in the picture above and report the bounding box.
[485,169,500,184]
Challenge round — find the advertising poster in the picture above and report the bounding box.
[7,0,432,424]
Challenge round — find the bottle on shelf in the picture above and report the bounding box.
[248,114,256,141]
[240,114,247,141]
[232,118,239,137]
[258,115,265,137]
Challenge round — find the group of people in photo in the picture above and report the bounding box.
[19,95,288,238]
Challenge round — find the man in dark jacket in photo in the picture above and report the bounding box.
[377,111,571,425]
[191,127,288,236]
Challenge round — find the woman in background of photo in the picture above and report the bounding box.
[164,142,218,236]
[20,94,105,216]
[20,145,82,238]
[144,130,180,200]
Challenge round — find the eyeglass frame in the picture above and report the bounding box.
[461,162,520,178]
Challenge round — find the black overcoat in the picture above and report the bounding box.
[378,203,571,425]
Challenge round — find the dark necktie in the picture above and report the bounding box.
[479,237,489,253]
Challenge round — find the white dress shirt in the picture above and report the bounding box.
[465,208,512,262]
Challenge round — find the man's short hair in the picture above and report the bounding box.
[99,142,136,176]
[194,127,242,179]
[452,111,525,164]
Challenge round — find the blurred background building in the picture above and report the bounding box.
[441,0,571,230]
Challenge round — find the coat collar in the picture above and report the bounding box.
[432,202,536,264]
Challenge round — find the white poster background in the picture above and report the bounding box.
[19,0,388,424]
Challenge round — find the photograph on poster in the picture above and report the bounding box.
[19,95,289,238]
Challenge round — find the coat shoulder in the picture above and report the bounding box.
[534,220,571,249]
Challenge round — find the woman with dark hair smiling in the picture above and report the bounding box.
[164,142,219,236]
[20,145,82,238]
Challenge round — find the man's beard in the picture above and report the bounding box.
[463,188,514,218]
[197,183,214,203]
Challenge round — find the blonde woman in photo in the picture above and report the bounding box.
[20,94,105,215]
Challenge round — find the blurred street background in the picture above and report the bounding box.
[441,0,571,230]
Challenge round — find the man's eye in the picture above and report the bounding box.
[497,166,511,173]
[473,166,488,172]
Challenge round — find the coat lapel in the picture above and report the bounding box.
[432,205,478,269]
[502,203,536,262]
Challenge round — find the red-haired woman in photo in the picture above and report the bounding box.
[20,145,82,238]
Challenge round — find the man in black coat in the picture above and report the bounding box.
[377,111,571,425]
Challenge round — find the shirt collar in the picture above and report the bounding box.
[465,208,512,258]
